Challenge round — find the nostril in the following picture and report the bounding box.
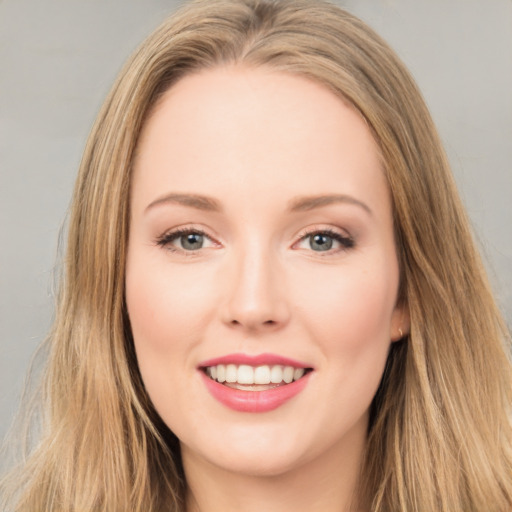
[228,318,278,329]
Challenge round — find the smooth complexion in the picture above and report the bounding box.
[126,67,408,512]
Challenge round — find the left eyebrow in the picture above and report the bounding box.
[288,194,373,216]
[144,193,223,213]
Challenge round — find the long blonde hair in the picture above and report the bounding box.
[2,1,511,510]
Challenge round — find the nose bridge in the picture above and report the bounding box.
[222,237,289,330]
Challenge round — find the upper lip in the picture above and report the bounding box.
[198,352,313,369]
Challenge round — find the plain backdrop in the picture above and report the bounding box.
[1,0,511,439]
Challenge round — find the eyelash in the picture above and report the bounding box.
[155,227,215,254]
[155,227,355,254]
[295,227,355,253]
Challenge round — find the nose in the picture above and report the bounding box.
[220,244,291,332]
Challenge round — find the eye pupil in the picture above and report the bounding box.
[310,233,333,251]
[181,233,204,250]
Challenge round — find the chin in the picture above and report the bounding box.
[180,421,313,478]
[206,445,307,478]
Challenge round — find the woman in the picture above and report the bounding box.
[2,0,511,510]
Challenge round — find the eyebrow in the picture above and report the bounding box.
[288,194,373,216]
[145,193,222,213]
[144,192,372,216]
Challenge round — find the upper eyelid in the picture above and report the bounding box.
[295,225,352,241]
[157,225,216,241]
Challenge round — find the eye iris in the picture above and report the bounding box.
[181,233,204,250]
[310,233,333,251]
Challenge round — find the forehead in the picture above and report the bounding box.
[132,66,388,214]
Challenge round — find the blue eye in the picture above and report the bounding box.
[179,232,204,250]
[296,229,354,253]
[156,229,215,252]
[309,233,334,251]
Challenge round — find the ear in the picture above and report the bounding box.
[390,301,410,342]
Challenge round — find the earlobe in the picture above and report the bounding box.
[391,303,410,342]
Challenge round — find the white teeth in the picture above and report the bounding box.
[254,365,271,384]
[217,364,226,383]
[283,366,294,383]
[293,368,305,381]
[237,365,254,384]
[270,365,283,383]
[205,364,307,385]
[225,364,237,383]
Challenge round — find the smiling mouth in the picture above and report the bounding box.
[203,364,312,391]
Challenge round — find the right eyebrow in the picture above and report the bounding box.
[144,193,223,213]
[288,194,373,217]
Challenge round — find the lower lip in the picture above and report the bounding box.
[200,371,311,413]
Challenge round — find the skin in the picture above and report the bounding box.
[126,66,408,512]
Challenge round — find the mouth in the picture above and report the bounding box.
[202,364,312,391]
[198,354,314,412]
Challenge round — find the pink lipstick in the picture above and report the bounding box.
[198,353,313,413]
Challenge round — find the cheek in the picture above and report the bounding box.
[125,256,197,394]
[292,258,399,405]
[299,263,398,424]
[125,257,209,422]
[296,262,398,345]
[125,252,228,421]
[126,256,214,352]
[126,272,174,357]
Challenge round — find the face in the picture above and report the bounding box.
[126,66,406,478]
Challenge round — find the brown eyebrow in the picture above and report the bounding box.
[288,194,373,216]
[145,193,223,213]
[145,192,371,216]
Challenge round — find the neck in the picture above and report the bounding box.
[182,421,368,512]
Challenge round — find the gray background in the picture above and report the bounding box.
[1,0,511,439]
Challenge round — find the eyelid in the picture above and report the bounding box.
[155,225,221,253]
[292,225,355,253]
